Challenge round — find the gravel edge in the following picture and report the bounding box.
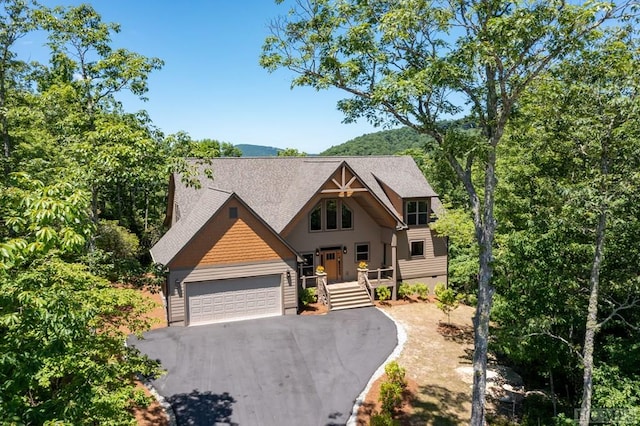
[346,306,408,425]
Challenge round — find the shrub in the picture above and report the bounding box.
[397,283,414,300]
[95,220,140,259]
[376,285,391,302]
[434,282,461,324]
[370,412,401,426]
[300,287,317,306]
[413,282,429,300]
[379,381,403,414]
[384,361,407,389]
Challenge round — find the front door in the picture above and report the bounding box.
[322,250,342,282]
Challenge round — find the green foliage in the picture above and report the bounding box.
[413,283,429,301]
[397,282,414,300]
[96,219,140,259]
[0,175,92,269]
[379,381,403,415]
[300,287,317,306]
[321,126,432,156]
[434,283,461,324]
[370,411,401,426]
[0,257,162,424]
[384,361,407,389]
[277,147,307,156]
[430,206,478,294]
[376,285,391,302]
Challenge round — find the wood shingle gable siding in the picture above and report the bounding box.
[170,199,296,269]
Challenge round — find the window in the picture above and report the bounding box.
[406,200,428,226]
[309,199,353,231]
[326,200,338,230]
[341,203,352,229]
[355,243,369,262]
[310,203,322,231]
[300,253,315,276]
[410,240,425,258]
[229,207,238,218]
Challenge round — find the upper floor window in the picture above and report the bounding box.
[341,203,352,229]
[310,203,322,231]
[309,199,353,232]
[326,200,338,230]
[406,200,428,226]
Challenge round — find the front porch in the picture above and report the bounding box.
[300,267,397,312]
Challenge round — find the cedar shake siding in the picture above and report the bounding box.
[169,199,296,269]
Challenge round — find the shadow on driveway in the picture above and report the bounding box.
[169,390,237,426]
[131,307,397,426]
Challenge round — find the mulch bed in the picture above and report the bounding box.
[356,374,418,425]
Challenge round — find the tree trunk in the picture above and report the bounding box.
[470,144,498,426]
[578,207,606,426]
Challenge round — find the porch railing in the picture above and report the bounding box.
[367,267,394,286]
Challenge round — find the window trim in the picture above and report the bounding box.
[309,199,354,232]
[409,240,425,258]
[300,253,315,277]
[355,242,370,262]
[309,202,322,232]
[405,199,429,227]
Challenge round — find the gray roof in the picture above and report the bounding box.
[152,156,441,266]
[173,156,438,233]
[150,188,233,265]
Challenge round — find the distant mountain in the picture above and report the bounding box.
[236,144,281,157]
[320,127,434,156]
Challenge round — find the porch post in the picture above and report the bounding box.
[391,232,398,301]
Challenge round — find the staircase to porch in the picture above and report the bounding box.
[327,282,374,311]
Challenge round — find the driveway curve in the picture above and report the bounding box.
[130,307,397,426]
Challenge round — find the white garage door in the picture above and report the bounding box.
[186,275,282,325]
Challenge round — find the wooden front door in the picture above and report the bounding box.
[322,250,342,282]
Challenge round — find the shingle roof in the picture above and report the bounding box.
[173,156,438,233]
[150,188,232,265]
[152,156,442,266]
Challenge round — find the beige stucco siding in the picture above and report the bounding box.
[167,259,298,325]
[284,198,392,281]
[397,228,447,281]
[169,199,296,269]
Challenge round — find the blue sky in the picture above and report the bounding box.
[16,1,382,153]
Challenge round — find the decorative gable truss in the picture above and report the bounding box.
[320,164,368,197]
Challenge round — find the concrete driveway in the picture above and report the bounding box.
[129,307,397,426]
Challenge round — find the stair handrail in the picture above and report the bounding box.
[362,274,374,303]
[316,273,331,310]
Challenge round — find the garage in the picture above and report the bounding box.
[186,275,282,325]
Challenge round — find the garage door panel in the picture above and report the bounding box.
[187,275,282,325]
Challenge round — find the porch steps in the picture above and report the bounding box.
[328,282,374,311]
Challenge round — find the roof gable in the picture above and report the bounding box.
[171,156,437,232]
[150,189,300,266]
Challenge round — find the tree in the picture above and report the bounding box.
[261,1,628,422]
[493,29,640,422]
[277,147,307,156]
[36,4,163,223]
[0,0,37,174]
[434,282,461,325]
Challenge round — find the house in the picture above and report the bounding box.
[150,156,447,326]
